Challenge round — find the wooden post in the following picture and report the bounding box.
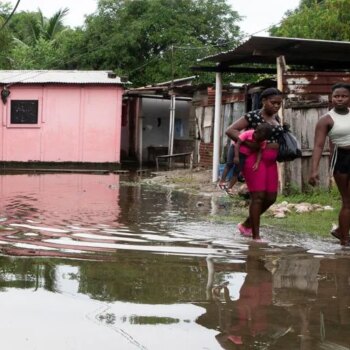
[277,55,286,193]
[137,97,143,168]
[212,71,222,183]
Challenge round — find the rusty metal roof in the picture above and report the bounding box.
[198,36,350,70]
[0,70,123,85]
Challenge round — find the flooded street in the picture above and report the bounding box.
[1,173,350,349]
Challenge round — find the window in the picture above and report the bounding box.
[11,100,39,124]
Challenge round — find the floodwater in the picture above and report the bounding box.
[1,172,350,350]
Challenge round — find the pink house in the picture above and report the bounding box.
[0,70,124,166]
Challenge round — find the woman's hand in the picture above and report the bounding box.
[308,172,319,186]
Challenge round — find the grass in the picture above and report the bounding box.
[262,210,338,237]
[269,186,340,236]
[225,185,341,237]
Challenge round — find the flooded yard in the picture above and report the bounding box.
[1,172,350,349]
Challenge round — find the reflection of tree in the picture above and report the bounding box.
[0,257,57,291]
[77,252,209,303]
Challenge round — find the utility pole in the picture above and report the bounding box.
[168,45,176,167]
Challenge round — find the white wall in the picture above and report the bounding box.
[141,97,191,161]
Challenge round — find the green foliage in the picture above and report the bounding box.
[0,3,17,68]
[270,0,350,40]
[10,38,58,69]
[12,8,69,44]
[4,8,69,69]
[265,185,340,236]
[69,0,242,86]
[263,209,338,237]
[2,1,244,85]
[222,183,340,237]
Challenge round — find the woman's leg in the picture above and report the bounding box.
[333,173,350,245]
[242,192,277,228]
[240,153,260,230]
[261,192,278,213]
[249,191,266,239]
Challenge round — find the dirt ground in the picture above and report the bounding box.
[145,167,243,198]
[144,168,333,219]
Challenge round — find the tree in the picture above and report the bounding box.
[0,2,18,68]
[8,8,69,68]
[270,0,350,41]
[65,0,242,86]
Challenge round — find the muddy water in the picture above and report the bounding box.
[1,173,350,349]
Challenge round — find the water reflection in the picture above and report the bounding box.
[0,173,238,259]
[1,173,350,349]
[1,248,350,349]
[199,246,350,349]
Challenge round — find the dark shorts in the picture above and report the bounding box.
[334,148,350,174]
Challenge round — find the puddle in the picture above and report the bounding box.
[0,173,349,349]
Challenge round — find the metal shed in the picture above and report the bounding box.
[194,36,350,191]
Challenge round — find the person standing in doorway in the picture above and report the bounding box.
[309,83,350,246]
[226,88,284,240]
[218,141,235,191]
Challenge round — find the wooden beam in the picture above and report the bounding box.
[191,66,277,73]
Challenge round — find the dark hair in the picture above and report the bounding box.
[260,87,282,100]
[331,82,350,92]
[255,122,273,139]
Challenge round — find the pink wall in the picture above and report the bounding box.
[0,85,122,163]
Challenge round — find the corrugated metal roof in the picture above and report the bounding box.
[132,76,196,90]
[0,70,123,85]
[199,36,350,69]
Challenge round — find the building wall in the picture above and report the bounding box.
[0,85,122,163]
[193,86,246,168]
[281,71,350,191]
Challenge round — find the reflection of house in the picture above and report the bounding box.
[194,36,350,190]
[0,70,124,167]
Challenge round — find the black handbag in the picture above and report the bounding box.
[277,126,302,162]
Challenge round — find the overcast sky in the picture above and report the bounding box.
[7,0,300,35]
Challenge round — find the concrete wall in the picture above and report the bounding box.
[140,97,191,161]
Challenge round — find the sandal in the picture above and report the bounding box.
[218,183,228,191]
[237,223,252,237]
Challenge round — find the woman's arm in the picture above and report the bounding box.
[225,117,248,142]
[253,149,262,171]
[226,116,259,150]
[308,115,332,186]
